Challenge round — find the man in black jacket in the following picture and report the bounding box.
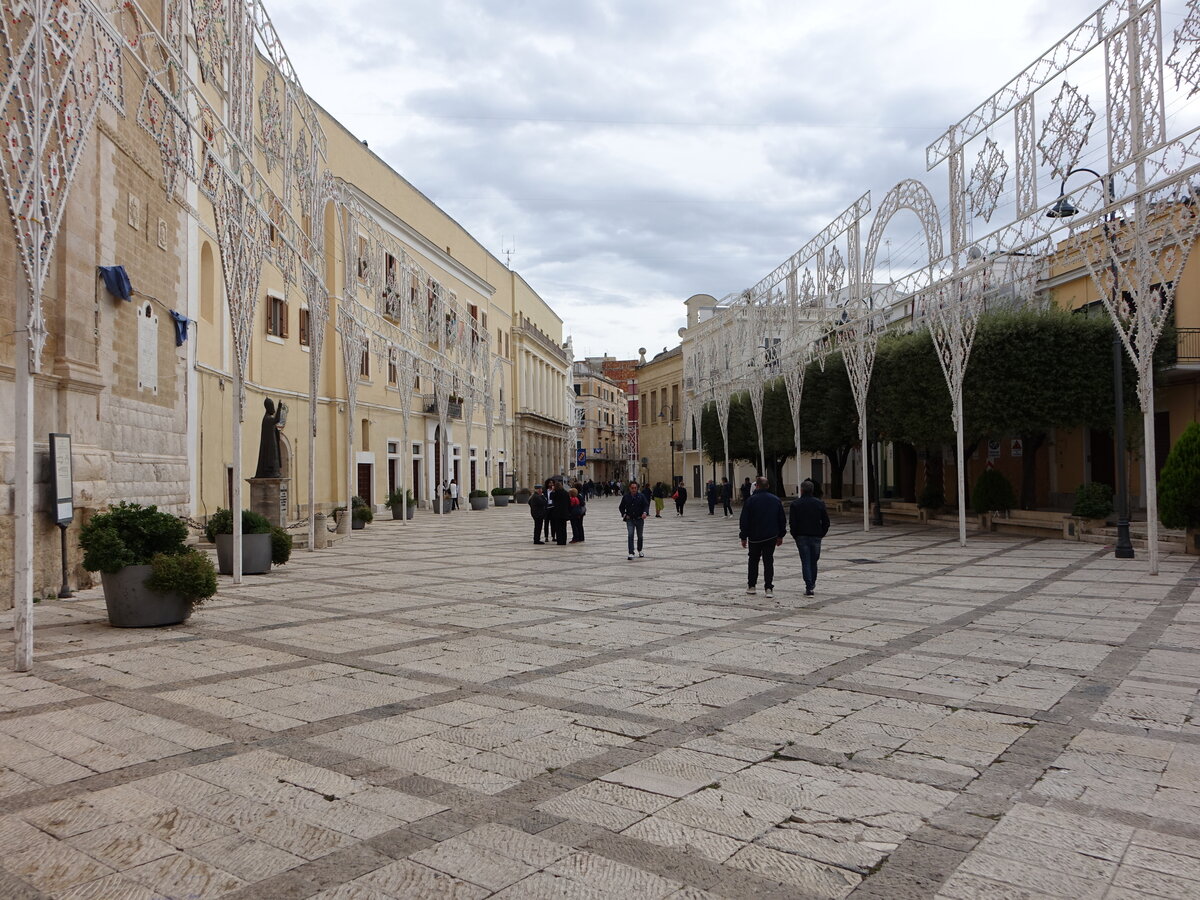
[739,477,786,598]
[528,484,548,544]
[549,478,570,545]
[619,481,650,560]
[789,479,831,596]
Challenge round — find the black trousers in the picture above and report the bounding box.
[747,539,777,589]
[570,516,584,542]
[532,516,545,542]
[551,517,568,545]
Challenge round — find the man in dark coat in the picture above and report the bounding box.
[619,480,650,559]
[739,476,786,598]
[528,484,548,544]
[549,478,570,545]
[789,479,831,596]
[721,477,733,517]
[705,480,718,515]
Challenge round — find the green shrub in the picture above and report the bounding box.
[146,550,217,605]
[353,504,374,523]
[385,489,405,507]
[971,468,1015,515]
[1159,422,1200,529]
[1072,482,1114,520]
[203,508,272,543]
[80,503,189,574]
[468,489,488,499]
[918,482,945,510]
[270,527,293,566]
[491,487,515,496]
[351,495,369,509]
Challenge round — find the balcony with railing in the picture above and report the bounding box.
[423,395,463,419]
[1179,328,1200,364]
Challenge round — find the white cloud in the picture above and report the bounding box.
[264,0,1153,358]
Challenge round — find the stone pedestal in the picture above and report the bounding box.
[248,477,288,528]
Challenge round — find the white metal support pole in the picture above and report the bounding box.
[232,369,244,584]
[955,407,967,547]
[14,277,35,672]
[861,421,871,533]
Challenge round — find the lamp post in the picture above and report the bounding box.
[659,406,676,487]
[1047,167,1135,559]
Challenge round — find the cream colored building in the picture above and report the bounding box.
[512,284,572,488]
[572,359,627,483]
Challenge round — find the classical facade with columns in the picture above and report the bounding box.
[512,295,572,488]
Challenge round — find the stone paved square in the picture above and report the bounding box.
[3,503,1200,898]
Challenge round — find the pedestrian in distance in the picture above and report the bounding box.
[739,476,785,598]
[449,479,460,510]
[739,477,752,505]
[568,485,587,543]
[721,477,733,516]
[652,482,666,517]
[790,479,830,596]
[619,480,650,560]
[673,482,688,516]
[706,480,718,515]
[529,484,548,544]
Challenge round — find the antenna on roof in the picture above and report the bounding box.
[502,236,516,269]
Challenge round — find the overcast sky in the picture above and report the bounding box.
[266,0,1150,361]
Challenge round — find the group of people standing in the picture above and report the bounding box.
[527,478,588,545]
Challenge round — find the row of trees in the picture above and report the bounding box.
[698,307,1169,507]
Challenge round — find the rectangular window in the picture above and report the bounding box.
[266,294,288,337]
[298,308,310,346]
[357,235,369,282]
[360,341,370,378]
[388,350,398,385]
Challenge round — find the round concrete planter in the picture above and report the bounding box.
[469,496,489,511]
[514,491,531,504]
[215,533,272,576]
[100,565,192,628]
[390,505,415,520]
[493,495,511,507]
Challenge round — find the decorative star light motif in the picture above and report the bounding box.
[968,137,1008,223]
[1038,82,1095,181]
[1168,0,1200,97]
[826,247,845,301]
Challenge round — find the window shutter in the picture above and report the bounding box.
[282,299,289,338]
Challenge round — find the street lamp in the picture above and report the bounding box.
[659,406,676,487]
[1047,167,1135,559]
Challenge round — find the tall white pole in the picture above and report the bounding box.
[232,370,243,584]
[14,278,35,672]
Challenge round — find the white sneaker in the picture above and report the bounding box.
[627,554,634,560]
[764,588,773,598]
[746,587,756,594]
[638,551,644,558]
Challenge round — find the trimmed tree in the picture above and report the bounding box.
[1158,422,1200,530]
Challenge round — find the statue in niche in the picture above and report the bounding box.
[254,397,288,478]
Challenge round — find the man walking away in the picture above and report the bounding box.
[790,479,830,596]
[706,480,717,515]
[619,480,650,560]
[739,477,752,505]
[529,484,547,544]
[673,483,688,516]
[721,477,733,516]
[449,479,460,510]
[739,476,785,598]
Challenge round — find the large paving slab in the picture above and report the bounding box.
[3,500,1199,898]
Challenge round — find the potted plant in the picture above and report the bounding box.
[971,468,1015,531]
[79,502,217,627]
[1065,482,1114,538]
[1159,422,1200,555]
[514,487,532,504]
[351,495,374,529]
[917,483,944,523]
[386,488,408,520]
[491,486,514,507]
[469,489,489,511]
[205,508,274,575]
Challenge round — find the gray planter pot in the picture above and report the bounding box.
[440,498,454,513]
[215,533,272,576]
[493,495,510,507]
[514,491,531,505]
[352,517,367,530]
[100,565,192,628]
[470,496,489,511]
[390,505,415,520]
